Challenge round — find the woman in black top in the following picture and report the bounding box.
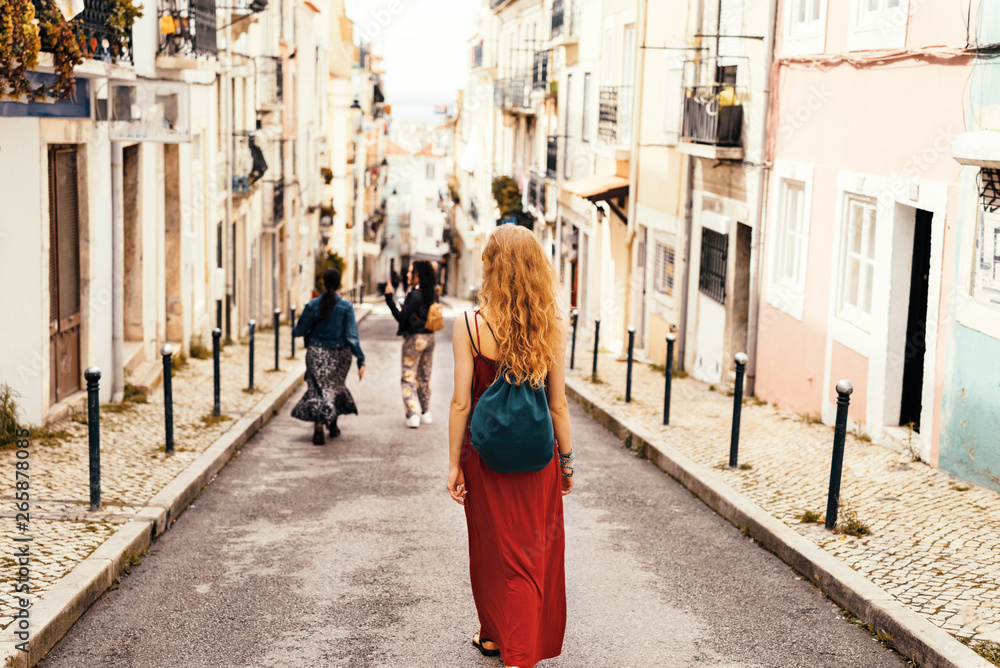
[384,260,438,428]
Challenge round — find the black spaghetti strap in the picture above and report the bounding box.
[464,312,482,358]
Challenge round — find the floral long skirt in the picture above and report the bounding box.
[291,346,357,426]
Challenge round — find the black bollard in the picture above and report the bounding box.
[591,317,601,382]
[569,309,578,370]
[663,334,675,426]
[248,319,256,392]
[224,295,233,345]
[729,353,748,468]
[359,282,364,305]
[212,328,221,418]
[825,380,854,531]
[273,308,281,371]
[84,367,101,511]
[290,305,297,358]
[161,345,174,455]
[216,299,223,333]
[625,326,636,403]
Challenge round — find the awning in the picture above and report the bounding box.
[952,131,1000,167]
[561,174,629,202]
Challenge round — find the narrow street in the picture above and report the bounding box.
[39,313,904,668]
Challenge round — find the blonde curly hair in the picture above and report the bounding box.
[478,225,562,389]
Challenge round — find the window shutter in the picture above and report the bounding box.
[663,60,684,139]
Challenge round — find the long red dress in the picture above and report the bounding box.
[462,313,566,668]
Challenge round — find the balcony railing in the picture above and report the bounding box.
[157,0,218,58]
[528,172,546,214]
[532,51,550,91]
[598,85,632,145]
[508,76,530,109]
[37,0,134,64]
[680,85,744,147]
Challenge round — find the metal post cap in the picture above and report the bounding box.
[160,344,173,357]
[249,319,256,327]
[212,328,221,338]
[274,308,281,315]
[735,352,748,365]
[627,325,636,333]
[594,316,601,323]
[571,309,578,315]
[84,367,102,382]
[292,305,296,310]
[836,379,854,395]
[666,333,676,342]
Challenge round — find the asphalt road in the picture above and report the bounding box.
[41,312,905,667]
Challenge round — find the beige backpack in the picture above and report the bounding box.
[424,302,445,332]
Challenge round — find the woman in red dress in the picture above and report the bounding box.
[447,225,574,668]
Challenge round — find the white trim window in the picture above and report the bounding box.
[775,179,807,285]
[847,0,909,51]
[654,242,676,298]
[837,194,878,331]
[766,161,812,320]
[782,0,827,56]
[974,210,1000,308]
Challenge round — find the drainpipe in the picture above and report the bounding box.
[678,0,707,370]
[745,0,779,397]
[225,35,234,343]
[111,141,125,404]
[623,0,649,350]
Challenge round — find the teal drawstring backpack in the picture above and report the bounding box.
[466,313,555,474]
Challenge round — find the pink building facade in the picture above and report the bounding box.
[755,0,974,464]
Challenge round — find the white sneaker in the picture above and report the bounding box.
[407,414,421,428]
[421,412,433,425]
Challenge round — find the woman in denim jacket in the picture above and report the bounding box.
[292,268,365,445]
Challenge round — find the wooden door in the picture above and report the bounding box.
[48,147,82,403]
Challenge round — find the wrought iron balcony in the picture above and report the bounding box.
[508,76,530,109]
[157,0,218,58]
[36,0,135,64]
[598,85,632,145]
[680,85,744,147]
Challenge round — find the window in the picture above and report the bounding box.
[581,73,591,142]
[975,211,1000,307]
[622,24,635,86]
[654,242,676,297]
[837,194,877,329]
[426,197,436,212]
[847,0,908,51]
[426,163,435,180]
[699,228,727,304]
[774,179,806,288]
[783,0,827,55]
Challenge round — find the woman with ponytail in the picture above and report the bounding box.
[292,268,366,445]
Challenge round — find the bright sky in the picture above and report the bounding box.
[344,0,477,122]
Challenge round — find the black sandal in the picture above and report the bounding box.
[472,633,500,657]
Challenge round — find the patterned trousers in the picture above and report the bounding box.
[401,333,435,418]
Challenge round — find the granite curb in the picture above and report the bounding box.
[3,306,371,668]
[565,376,992,668]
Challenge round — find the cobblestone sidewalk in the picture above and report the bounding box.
[571,350,1000,648]
[0,323,307,626]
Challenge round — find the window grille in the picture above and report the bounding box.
[654,243,675,297]
[699,228,727,304]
